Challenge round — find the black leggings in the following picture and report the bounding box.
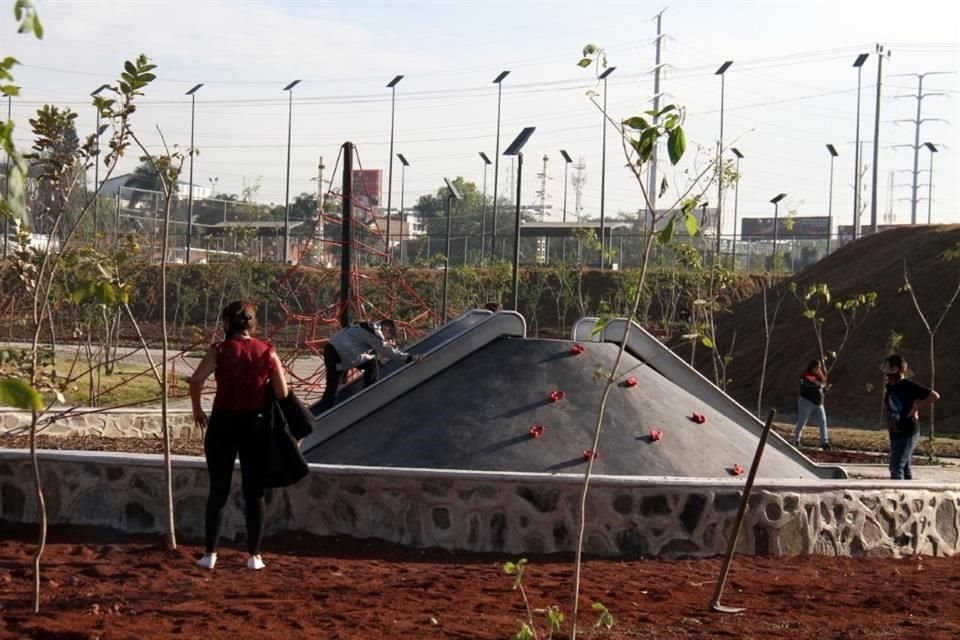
[318,343,380,412]
[203,409,268,555]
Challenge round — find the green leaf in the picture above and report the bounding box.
[0,377,43,412]
[503,561,517,575]
[659,176,669,198]
[95,281,116,305]
[32,15,43,38]
[701,336,715,349]
[582,43,598,56]
[511,623,535,640]
[577,58,592,68]
[667,127,686,165]
[623,116,650,130]
[657,217,676,245]
[802,309,817,319]
[124,60,137,75]
[684,212,698,238]
[1,85,19,97]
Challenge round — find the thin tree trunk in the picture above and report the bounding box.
[160,197,176,550]
[29,407,46,614]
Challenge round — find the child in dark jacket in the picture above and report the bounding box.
[792,359,831,449]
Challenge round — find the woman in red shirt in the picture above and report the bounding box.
[189,300,289,571]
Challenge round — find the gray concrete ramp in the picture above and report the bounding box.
[300,311,527,454]
[575,317,843,478]
[304,334,845,479]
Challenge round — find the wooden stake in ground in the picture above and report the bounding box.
[710,409,776,614]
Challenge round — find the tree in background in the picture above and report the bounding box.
[413,176,518,264]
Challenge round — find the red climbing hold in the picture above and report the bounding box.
[624,376,638,388]
[690,412,707,424]
[731,464,745,476]
[582,449,599,461]
[570,344,585,356]
[528,424,545,438]
[549,390,566,403]
[650,429,663,442]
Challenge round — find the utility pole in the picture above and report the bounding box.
[536,154,549,263]
[868,44,889,234]
[891,71,949,224]
[646,7,667,219]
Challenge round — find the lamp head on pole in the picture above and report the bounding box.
[923,142,938,153]
[387,75,404,88]
[283,79,301,91]
[770,193,787,205]
[493,70,510,84]
[503,127,535,156]
[444,177,462,201]
[599,66,616,80]
[91,84,110,97]
[186,83,204,96]
[731,147,744,159]
[397,153,409,167]
[715,60,733,75]
[826,144,838,157]
[479,151,492,165]
[560,149,573,163]
[853,53,869,68]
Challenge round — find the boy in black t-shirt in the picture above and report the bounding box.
[883,354,940,480]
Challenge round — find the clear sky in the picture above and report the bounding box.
[4,0,959,233]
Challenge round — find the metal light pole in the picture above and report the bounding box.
[770,193,787,272]
[598,66,616,268]
[715,60,733,263]
[90,84,109,241]
[852,53,869,240]
[560,149,572,262]
[397,153,409,262]
[825,144,838,254]
[869,45,890,235]
[385,74,403,258]
[730,147,743,269]
[490,70,510,262]
[441,177,462,321]
[282,79,301,263]
[923,142,937,224]
[479,151,491,265]
[503,127,535,311]
[184,83,203,263]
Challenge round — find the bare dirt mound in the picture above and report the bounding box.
[1,524,958,639]
[713,225,960,433]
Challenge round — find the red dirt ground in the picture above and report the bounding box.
[1,524,958,640]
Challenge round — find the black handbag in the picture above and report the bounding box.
[276,390,315,440]
[262,387,310,489]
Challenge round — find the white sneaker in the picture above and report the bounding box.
[247,555,265,570]
[196,553,217,570]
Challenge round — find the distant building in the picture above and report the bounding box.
[98,173,211,201]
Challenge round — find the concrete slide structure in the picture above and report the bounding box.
[302,313,844,480]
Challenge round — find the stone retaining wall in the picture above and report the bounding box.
[1,451,957,558]
[0,409,199,440]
